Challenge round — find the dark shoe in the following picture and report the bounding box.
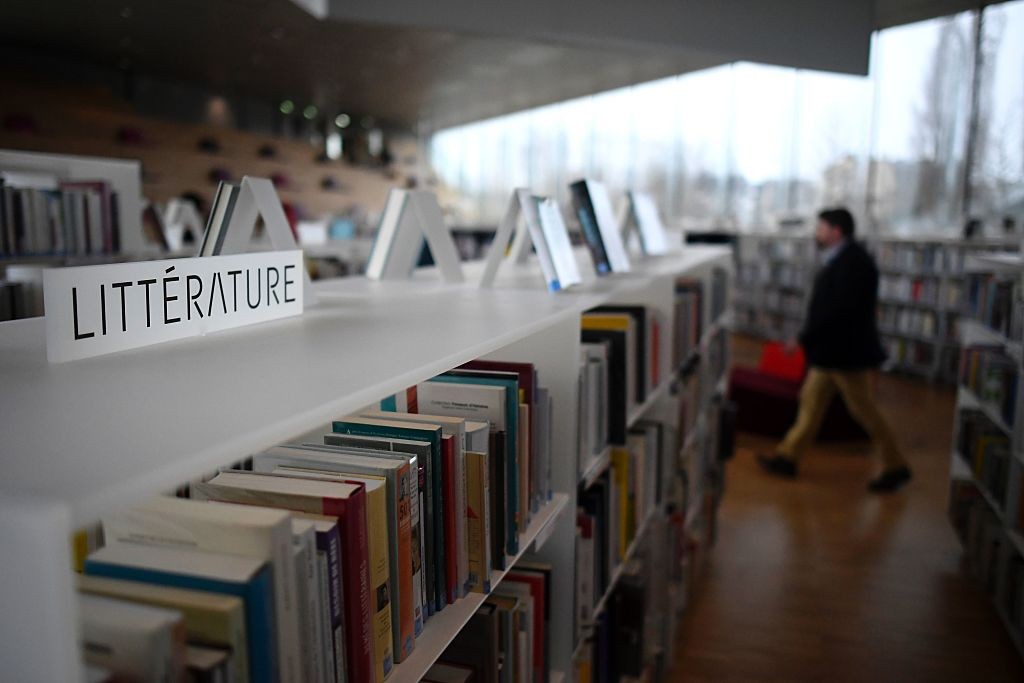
[868,466,912,493]
[757,453,798,479]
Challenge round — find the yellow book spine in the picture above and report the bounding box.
[365,484,394,682]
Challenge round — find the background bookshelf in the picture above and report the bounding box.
[733,234,1020,383]
[948,251,1024,659]
[0,244,733,682]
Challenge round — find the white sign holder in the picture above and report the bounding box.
[365,189,464,283]
[480,189,580,291]
[204,176,317,304]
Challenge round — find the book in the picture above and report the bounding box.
[569,179,631,275]
[101,496,301,683]
[504,569,547,683]
[199,181,241,257]
[363,409,469,600]
[419,373,520,555]
[77,593,187,683]
[291,518,328,683]
[291,513,347,683]
[590,306,649,402]
[627,190,670,256]
[581,318,633,444]
[440,602,500,683]
[331,416,446,615]
[465,449,492,593]
[192,472,376,683]
[281,469,399,675]
[76,574,249,683]
[84,542,275,683]
[186,644,232,683]
[257,443,416,661]
[319,434,427,632]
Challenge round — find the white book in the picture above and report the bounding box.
[628,191,670,256]
[465,420,490,454]
[537,197,581,288]
[293,517,329,683]
[78,593,186,682]
[102,496,302,683]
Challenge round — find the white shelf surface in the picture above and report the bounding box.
[0,245,730,525]
[958,387,1015,437]
[965,252,1024,273]
[959,318,1024,362]
[2,250,731,521]
[579,445,612,489]
[627,378,673,428]
[389,492,569,683]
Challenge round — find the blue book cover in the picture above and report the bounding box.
[428,371,520,556]
[84,546,277,683]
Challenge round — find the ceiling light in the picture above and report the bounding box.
[303,105,318,120]
[279,99,295,115]
[334,114,351,129]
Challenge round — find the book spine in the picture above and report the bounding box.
[271,519,303,683]
[466,451,492,593]
[442,437,457,604]
[408,463,424,635]
[490,432,507,570]
[362,485,394,683]
[455,438,468,598]
[317,527,346,683]
[395,464,416,658]
[324,492,374,683]
[417,464,430,624]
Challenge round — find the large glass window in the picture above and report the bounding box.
[428,3,1022,237]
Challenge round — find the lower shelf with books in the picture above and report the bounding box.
[392,492,569,683]
[572,508,658,661]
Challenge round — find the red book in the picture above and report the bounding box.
[442,435,458,604]
[505,570,547,681]
[192,471,375,683]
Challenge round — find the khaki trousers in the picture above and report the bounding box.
[777,367,906,470]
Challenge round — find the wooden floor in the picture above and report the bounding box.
[670,336,1024,682]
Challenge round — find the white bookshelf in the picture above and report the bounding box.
[948,251,1024,661]
[0,243,733,681]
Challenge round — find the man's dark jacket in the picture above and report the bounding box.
[798,240,886,370]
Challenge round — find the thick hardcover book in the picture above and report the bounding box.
[101,496,301,683]
[320,433,428,631]
[192,473,375,683]
[332,416,446,614]
[84,542,275,683]
[569,179,631,275]
[258,444,416,662]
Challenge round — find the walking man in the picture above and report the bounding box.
[757,208,913,493]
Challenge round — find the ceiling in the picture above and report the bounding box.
[0,0,1000,132]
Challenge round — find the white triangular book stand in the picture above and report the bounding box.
[480,188,580,291]
[205,176,318,304]
[162,198,205,252]
[620,190,670,256]
[365,189,464,283]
